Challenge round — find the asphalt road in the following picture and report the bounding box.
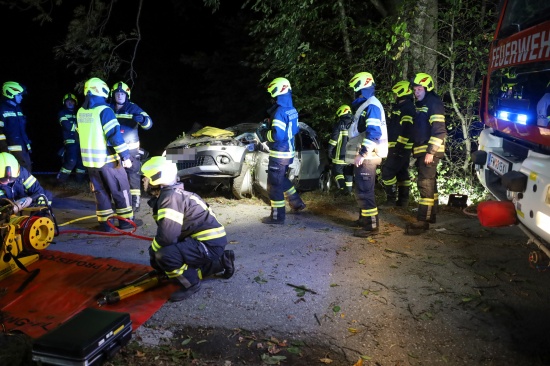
[47,183,550,365]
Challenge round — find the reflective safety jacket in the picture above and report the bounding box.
[351,87,383,156]
[110,101,153,150]
[77,96,130,168]
[0,99,31,153]
[266,93,299,162]
[0,166,52,203]
[412,92,446,158]
[58,107,79,145]
[328,113,353,164]
[150,183,227,252]
[388,96,415,152]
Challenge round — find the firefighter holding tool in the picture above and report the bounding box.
[141,156,235,302]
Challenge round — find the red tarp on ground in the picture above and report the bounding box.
[0,250,178,339]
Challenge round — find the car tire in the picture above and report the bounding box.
[232,163,254,199]
[319,168,333,193]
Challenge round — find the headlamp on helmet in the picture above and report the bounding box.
[349,72,375,92]
[0,152,20,184]
[141,156,178,186]
[3,81,26,99]
[111,81,131,99]
[411,73,435,92]
[336,105,351,117]
[392,81,413,97]
[84,78,110,98]
[267,77,291,97]
[63,93,78,105]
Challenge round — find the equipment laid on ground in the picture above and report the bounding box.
[32,307,132,366]
[0,195,58,281]
[97,270,167,306]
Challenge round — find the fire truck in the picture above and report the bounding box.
[472,0,550,265]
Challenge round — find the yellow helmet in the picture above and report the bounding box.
[336,105,351,117]
[84,77,110,98]
[2,81,26,99]
[391,81,412,97]
[141,156,178,186]
[62,93,78,105]
[411,73,435,92]
[267,77,291,97]
[349,72,375,92]
[0,152,20,183]
[111,81,131,99]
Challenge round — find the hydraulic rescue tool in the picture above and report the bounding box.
[97,270,168,306]
[0,195,58,281]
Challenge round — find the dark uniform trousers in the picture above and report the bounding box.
[151,237,226,285]
[354,158,379,230]
[381,149,412,203]
[124,148,142,203]
[332,162,354,193]
[59,142,87,181]
[415,154,439,222]
[11,150,32,174]
[267,158,304,221]
[88,161,133,223]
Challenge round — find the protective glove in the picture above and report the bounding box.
[133,114,145,123]
[122,158,133,168]
[256,121,268,143]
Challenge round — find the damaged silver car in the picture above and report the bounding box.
[163,122,325,199]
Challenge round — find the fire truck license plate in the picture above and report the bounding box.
[488,152,512,176]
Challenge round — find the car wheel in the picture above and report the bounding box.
[319,168,333,193]
[231,163,254,199]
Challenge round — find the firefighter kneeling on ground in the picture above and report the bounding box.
[0,152,52,209]
[141,156,235,302]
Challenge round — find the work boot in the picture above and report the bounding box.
[292,202,306,211]
[170,281,201,302]
[287,191,306,211]
[56,172,69,183]
[95,222,113,233]
[220,250,235,279]
[405,220,429,235]
[428,214,437,224]
[119,218,143,229]
[262,207,285,225]
[353,215,379,237]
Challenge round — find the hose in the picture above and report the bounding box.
[57,215,153,241]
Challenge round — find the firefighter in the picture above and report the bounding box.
[142,156,235,302]
[327,105,354,196]
[406,73,447,235]
[348,72,385,237]
[0,81,33,173]
[257,77,306,225]
[110,81,153,212]
[380,81,415,208]
[77,77,139,232]
[57,93,87,183]
[0,152,52,206]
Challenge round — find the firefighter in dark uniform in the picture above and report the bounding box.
[258,77,306,225]
[0,152,52,205]
[406,73,446,234]
[327,105,354,196]
[348,72,385,237]
[380,81,415,207]
[142,156,235,302]
[57,93,87,183]
[110,81,153,212]
[0,81,33,173]
[77,77,138,232]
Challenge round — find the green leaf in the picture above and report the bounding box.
[181,337,192,346]
[287,346,301,354]
[332,305,340,313]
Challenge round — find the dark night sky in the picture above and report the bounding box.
[0,1,264,172]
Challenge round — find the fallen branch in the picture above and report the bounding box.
[286,283,318,294]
